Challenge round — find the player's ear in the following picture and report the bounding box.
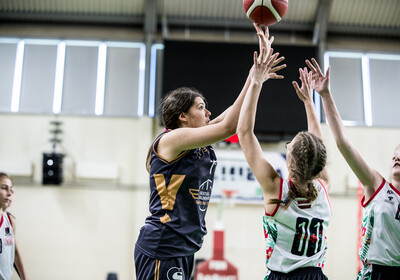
[178,112,188,123]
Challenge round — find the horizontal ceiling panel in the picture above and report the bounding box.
[330,0,400,28]
[284,0,319,23]
[160,0,246,20]
[0,0,144,15]
[0,0,399,37]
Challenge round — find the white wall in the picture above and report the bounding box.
[3,114,399,280]
[0,114,152,186]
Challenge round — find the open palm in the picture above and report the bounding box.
[306,58,330,96]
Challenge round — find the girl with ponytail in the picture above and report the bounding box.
[238,62,331,279]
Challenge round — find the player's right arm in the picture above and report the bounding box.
[307,58,382,200]
[238,42,285,208]
[159,24,284,161]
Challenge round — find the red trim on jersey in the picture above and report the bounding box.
[6,212,13,228]
[361,178,386,207]
[0,213,3,228]
[389,182,400,196]
[265,177,283,217]
[319,179,332,215]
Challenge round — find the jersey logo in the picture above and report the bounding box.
[5,227,10,236]
[189,179,213,211]
[210,159,217,175]
[5,236,13,246]
[154,174,186,211]
[167,267,183,280]
[384,196,395,205]
[396,203,400,221]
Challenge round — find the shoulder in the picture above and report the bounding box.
[6,212,16,228]
[6,211,16,220]
[152,131,168,149]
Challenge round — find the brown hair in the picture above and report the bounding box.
[0,172,12,183]
[270,131,327,209]
[145,87,206,172]
[160,87,206,130]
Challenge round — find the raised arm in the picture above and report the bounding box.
[292,67,329,188]
[159,24,277,160]
[307,58,381,199]
[238,33,286,203]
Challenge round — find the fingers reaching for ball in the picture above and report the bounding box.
[253,46,286,83]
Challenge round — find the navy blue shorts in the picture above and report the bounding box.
[372,264,400,280]
[268,267,328,280]
[134,245,194,280]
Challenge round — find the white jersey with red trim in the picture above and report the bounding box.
[357,179,400,279]
[263,179,331,274]
[0,212,15,280]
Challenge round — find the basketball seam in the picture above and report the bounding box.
[245,0,283,24]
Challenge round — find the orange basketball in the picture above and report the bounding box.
[243,0,289,26]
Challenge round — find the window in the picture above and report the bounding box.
[19,40,58,114]
[0,38,146,117]
[0,40,17,112]
[324,51,400,128]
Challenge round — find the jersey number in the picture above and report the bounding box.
[291,217,324,257]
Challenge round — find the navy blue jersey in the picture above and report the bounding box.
[135,132,217,259]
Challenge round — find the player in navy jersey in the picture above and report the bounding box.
[134,24,286,280]
[307,58,400,280]
[237,56,331,279]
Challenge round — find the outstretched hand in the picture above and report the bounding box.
[252,47,286,84]
[254,23,274,57]
[306,58,330,96]
[292,67,315,103]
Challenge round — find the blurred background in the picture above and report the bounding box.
[0,0,399,279]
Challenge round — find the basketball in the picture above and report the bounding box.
[243,0,289,26]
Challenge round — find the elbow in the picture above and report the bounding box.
[221,119,238,137]
[237,125,251,139]
[336,137,351,154]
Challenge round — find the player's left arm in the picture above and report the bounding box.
[292,67,330,189]
[10,215,29,280]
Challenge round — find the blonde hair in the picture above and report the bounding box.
[270,131,327,209]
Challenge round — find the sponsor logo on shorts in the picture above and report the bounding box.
[167,267,183,280]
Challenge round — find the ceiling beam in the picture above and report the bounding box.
[312,0,333,45]
[144,0,157,34]
[0,12,143,26]
[163,17,313,33]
